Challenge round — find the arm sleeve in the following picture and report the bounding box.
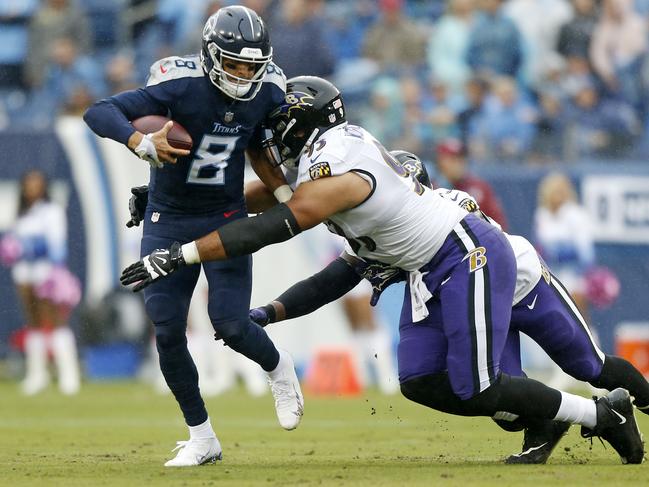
[276,257,363,320]
[83,88,168,145]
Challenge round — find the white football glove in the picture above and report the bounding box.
[134,133,163,168]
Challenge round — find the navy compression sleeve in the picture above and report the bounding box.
[83,88,167,145]
[276,257,362,320]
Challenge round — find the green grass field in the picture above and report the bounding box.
[0,381,646,486]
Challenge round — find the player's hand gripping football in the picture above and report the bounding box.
[132,121,190,167]
[126,185,149,228]
[120,242,186,291]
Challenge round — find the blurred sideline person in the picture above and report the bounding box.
[535,172,594,318]
[0,170,81,395]
[122,76,644,465]
[534,172,598,390]
[435,138,508,230]
[325,234,399,395]
[84,6,303,467]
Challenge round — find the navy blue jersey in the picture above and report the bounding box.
[84,55,286,213]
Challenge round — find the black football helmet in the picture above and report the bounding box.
[390,149,432,189]
[263,76,346,168]
[200,6,272,101]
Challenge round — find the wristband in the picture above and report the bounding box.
[273,184,293,203]
[181,241,201,264]
[134,133,162,168]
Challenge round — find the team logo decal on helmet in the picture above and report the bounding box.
[262,76,347,168]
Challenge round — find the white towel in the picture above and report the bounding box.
[409,270,433,323]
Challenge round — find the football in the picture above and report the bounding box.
[131,115,193,151]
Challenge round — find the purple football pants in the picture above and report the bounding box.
[398,215,517,400]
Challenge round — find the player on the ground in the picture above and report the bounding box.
[83,6,303,467]
[120,76,645,465]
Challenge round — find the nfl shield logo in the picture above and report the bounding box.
[224,111,234,123]
[151,212,160,223]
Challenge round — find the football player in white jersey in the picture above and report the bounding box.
[121,76,645,464]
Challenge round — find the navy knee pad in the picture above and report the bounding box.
[154,320,187,351]
[213,318,250,347]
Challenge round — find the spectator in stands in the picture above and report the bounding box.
[395,75,426,156]
[457,76,490,149]
[558,55,597,98]
[358,77,403,151]
[0,0,39,88]
[324,0,375,62]
[564,80,639,158]
[530,90,567,162]
[466,0,523,77]
[0,170,81,396]
[25,0,91,88]
[122,0,160,81]
[434,138,509,230]
[590,0,647,114]
[420,76,464,154]
[180,1,223,54]
[557,0,598,60]
[504,0,572,88]
[105,52,138,94]
[471,76,537,162]
[427,0,475,94]
[269,0,335,79]
[362,0,427,70]
[35,37,106,118]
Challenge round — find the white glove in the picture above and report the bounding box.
[134,133,163,168]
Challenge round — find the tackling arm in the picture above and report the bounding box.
[120,172,371,290]
[252,257,363,327]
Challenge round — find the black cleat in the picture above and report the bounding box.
[505,420,571,464]
[581,388,645,464]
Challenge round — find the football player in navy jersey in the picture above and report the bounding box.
[84,6,303,467]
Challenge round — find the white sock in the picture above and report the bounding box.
[367,328,399,395]
[51,327,81,395]
[554,391,597,428]
[188,417,216,440]
[23,329,49,386]
[267,349,286,379]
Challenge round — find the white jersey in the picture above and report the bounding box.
[433,188,542,305]
[11,200,67,285]
[291,124,467,271]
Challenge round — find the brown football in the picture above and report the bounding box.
[131,115,193,150]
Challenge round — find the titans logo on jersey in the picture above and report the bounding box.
[111,55,285,212]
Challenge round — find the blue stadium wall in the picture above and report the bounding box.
[1,120,648,357]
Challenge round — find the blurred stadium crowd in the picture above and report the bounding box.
[3,0,649,163]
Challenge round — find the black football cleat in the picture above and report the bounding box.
[505,420,571,464]
[581,388,645,464]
